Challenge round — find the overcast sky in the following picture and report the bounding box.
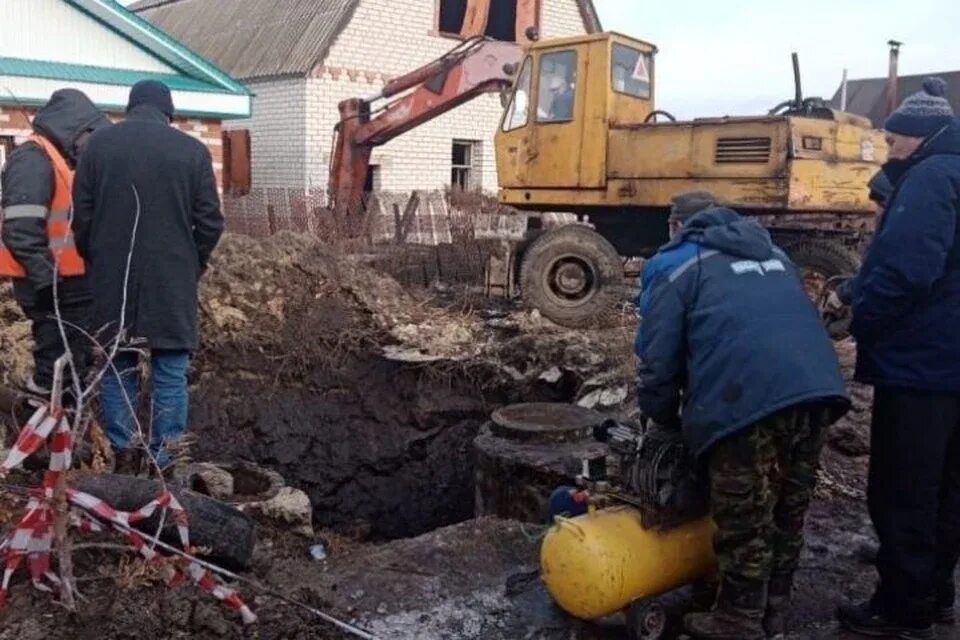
[593,0,960,119]
[117,0,959,120]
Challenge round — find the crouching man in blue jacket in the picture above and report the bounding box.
[636,193,849,639]
[837,79,960,640]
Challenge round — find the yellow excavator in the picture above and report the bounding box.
[330,30,886,327]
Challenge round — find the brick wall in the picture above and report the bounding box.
[0,104,225,190]
[172,116,224,189]
[223,78,308,189]
[307,0,591,193]
[0,105,34,143]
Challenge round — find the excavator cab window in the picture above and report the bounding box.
[502,56,533,132]
[537,50,577,123]
[612,43,652,99]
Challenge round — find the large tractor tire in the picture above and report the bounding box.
[783,239,861,339]
[519,225,624,328]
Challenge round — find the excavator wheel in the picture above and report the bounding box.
[519,225,624,328]
[783,239,861,339]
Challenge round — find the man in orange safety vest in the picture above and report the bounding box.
[0,89,110,398]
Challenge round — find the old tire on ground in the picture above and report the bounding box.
[73,473,256,571]
[519,225,623,328]
[784,239,861,339]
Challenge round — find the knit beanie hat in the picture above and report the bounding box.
[669,191,719,223]
[126,80,175,119]
[884,77,954,138]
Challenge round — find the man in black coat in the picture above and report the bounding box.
[73,80,223,475]
[837,79,960,639]
[0,89,109,398]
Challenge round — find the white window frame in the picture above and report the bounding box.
[0,137,13,200]
[451,140,480,191]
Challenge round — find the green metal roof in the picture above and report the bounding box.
[65,0,250,96]
[0,57,234,94]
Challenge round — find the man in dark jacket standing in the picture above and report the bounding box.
[837,78,960,639]
[0,89,109,398]
[636,195,849,639]
[73,80,223,475]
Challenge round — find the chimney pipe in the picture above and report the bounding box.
[840,68,849,111]
[887,40,903,117]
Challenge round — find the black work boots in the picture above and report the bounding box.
[763,572,793,639]
[690,575,719,612]
[837,599,935,639]
[683,578,766,640]
[937,580,957,625]
[837,580,956,640]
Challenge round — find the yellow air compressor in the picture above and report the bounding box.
[540,420,717,639]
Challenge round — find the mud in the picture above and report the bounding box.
[0,233,944,639]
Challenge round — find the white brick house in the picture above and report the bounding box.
[130,0,601,228]
[0,0,250,194]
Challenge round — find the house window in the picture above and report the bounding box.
[439,0,468,34]
[537,50,577,123]
[222,129,251,196]
[0,136,13,168]
[364,165,381,194]
[437,0,538,43]
[0,137,14,200]
[451,140,480,191]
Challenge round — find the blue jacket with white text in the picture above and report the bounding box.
[635,208,849,455]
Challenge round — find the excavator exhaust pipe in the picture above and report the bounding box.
[792,52,803,106]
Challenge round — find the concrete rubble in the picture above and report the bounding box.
[245,487,315,538]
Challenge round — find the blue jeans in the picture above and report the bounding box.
[101,349,190,468]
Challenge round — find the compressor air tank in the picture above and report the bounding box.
[540,506,716,620]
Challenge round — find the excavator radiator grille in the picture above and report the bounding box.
[714,137,772,164]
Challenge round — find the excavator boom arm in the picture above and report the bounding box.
[329,38,523,217]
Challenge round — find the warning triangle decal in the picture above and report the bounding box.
[633,55,650,83]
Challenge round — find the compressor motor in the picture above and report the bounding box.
[590,419,710,529]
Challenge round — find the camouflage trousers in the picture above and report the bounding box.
[707,405,832,588]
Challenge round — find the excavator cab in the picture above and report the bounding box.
[496,33,657,195]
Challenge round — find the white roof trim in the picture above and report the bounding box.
[0,75,250,119]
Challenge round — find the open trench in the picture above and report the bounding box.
[188,349,566,540]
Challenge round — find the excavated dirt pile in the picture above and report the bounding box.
[0,282,31,389]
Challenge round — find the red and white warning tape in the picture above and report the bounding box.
[0,405,257,623]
